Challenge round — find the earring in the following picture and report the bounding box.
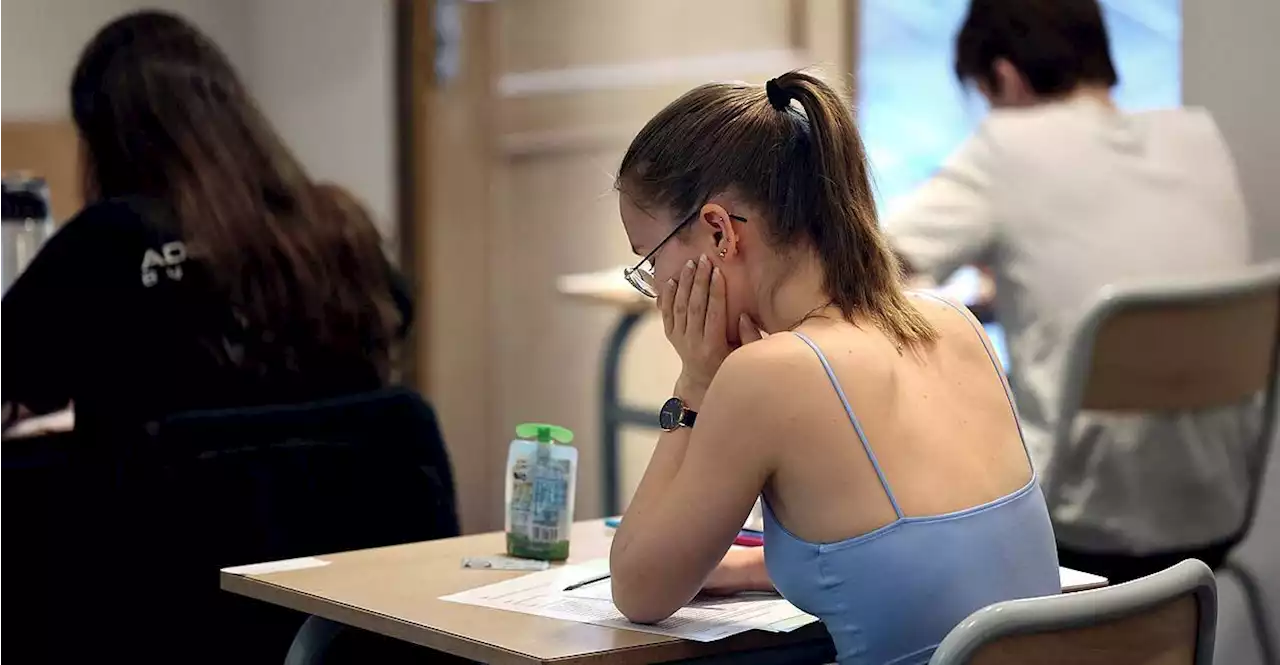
[718,248,727,258]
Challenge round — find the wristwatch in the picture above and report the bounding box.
[658,397,698,432]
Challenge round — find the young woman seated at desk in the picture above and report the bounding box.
[1,11,409,437]
[609,72,1060,665]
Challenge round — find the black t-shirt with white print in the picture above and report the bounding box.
[2,197,412,435]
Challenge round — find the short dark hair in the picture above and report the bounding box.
[955,0,1119,96]
[617,72,936,348]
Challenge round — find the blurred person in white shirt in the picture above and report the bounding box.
[882,0,1258,582]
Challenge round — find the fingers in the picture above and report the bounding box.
[704,263,727,340]
[685,255,712,336]
[659,277,676,336]
[738,313,764,345]
[672,258,696,334]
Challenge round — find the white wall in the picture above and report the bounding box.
[1,0,397,241]
[243,0,397,238]
[1183,0,1280,261]
[1184,6,1280,664]
[1,0,252,118]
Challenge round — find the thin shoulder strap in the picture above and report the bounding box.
[911,292,1031,455]
[791,331,905,519]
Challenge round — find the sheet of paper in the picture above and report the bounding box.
[743,498,765,532]
[1059,567,1108,592]
[560,576,614,601]
[758,613,821,633]
[222,556,330,576]
[441,559,817,642]
[563,577,817,633]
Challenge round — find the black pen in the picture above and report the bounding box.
[562,573,611,592]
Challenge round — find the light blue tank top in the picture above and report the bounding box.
[765,316,1059,665]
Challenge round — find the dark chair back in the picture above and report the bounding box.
[4,387,460,664]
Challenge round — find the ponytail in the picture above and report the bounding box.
[619,69,937,347]
[767,72,936,346]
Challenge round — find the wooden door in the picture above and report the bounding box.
[403,0,857,533]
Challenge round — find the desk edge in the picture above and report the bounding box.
[221,572,542,665]
[219,571,828,665]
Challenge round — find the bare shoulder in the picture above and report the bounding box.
[709,328,900,407]
[906,291,1000,364]
[702,334,838,417]
[714,333,825,391]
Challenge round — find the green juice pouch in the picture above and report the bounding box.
[504,423,577,561]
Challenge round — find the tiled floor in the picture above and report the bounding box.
[1215,434,1280,664]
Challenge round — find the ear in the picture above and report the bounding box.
[700,203,741,261]
[991,58,1035,107]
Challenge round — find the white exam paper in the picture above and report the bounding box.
[440,559,817,642]
[563,576,818,634]
[1059,567,1108,592]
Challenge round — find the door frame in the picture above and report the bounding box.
[397,0,500,533]
[398,0,859,532]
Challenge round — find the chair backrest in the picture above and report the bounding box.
[3,387,460,664]
[146,386,461,561]
[1052,262,1280,538]
[929,559,1218,665]
[1,429,110,660]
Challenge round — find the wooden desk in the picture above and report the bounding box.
[224,520,1106,665]
[222,520,833,665]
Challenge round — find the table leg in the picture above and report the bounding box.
[601,310,646,517]
[283,615,344,665]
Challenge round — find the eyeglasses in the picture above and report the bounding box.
[623,211,747,298]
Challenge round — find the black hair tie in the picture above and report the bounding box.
[765,78,791,110]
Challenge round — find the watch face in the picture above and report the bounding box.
[659,397,684,431]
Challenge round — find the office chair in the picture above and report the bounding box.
[930,559,1218,665]
[1045,262,1280,664]
[4,387,460,664]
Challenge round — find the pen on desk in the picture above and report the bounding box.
[562,573,611,592]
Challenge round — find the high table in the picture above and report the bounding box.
[221,519,1105,665]
[556,267,996,516]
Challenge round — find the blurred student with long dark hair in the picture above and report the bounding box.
[1,10,410,435]
[882,0,1255,581]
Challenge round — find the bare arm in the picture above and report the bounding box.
[610,251,781,622]
[610,347,781,622]
[702,547,773,596]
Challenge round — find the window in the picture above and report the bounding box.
[858,0,1182,212]
[857,1,1180,368]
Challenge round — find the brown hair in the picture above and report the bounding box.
[71,10,401,379]
[955,0,1118,96]
[617,70,935,347]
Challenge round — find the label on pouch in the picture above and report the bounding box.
[462,555,552,571]
[507,448,573,560]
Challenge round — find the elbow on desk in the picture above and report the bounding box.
[611,576,678,625]
[609,554,681,624]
